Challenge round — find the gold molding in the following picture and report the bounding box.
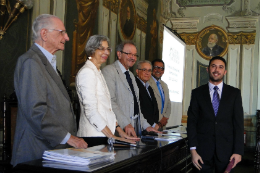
[179,33,198,45]
[228,32,256,44]
[136,14,147,33]
[103,0,119,14]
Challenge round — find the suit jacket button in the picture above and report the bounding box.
[215,122,217,124]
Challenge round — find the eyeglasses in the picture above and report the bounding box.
[121,51,139,58]
[97,47,112,52]
[48,29,67,35]
[138,69,152,73]
[153,66,164,71]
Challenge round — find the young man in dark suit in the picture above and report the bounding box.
[135,60,160,130]
[187,56,244,173]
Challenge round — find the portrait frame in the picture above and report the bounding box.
[196,25,228,60]
[119,0,136,40]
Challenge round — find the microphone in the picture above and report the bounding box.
[107,138,137,147]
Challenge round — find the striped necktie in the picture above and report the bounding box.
[212,86,220,116]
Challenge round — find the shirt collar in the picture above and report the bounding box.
[208,81,223,92]
[137,77,150,89]
[117,60,128,74]
[35,43,57,71]
[152,75,160,83]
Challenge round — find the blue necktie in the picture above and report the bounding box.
[212,86,220,116]
[156,81,164,114]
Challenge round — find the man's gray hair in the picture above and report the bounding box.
[32,14,59,42]
[85,35,110,57]
[116,40,137,57]
[137,60,152,69]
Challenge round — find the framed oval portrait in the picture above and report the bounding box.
[119,0,136,40]
[196,25,228,60]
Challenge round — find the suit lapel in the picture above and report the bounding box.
[217,83,228,117]
[149,78,161,99]
[136,77,152,101]
[202,84,215,116]
[32,45,70,101]
[114,61,131,92]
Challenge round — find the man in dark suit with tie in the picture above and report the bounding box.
[187,56,244,173]
[11,14,88,166]
[135,60,159,129]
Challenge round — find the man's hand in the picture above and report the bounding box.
[154,124,160,130]
[124,124,137,137]
[190,149,204,170]
[145,126,161,133]
[159,117,169,127]
[67,135,88,149]
[230,154,241,168]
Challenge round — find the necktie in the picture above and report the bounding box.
[212,86,220,116]
[156,81,164,114]
[124,71,141,136]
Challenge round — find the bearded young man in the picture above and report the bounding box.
[187,56,244,173]
[202,34,224,57]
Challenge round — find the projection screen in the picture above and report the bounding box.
[161,26,186,127]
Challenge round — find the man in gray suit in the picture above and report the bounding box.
[148,59,171,128]
[102,41,158,137]
[11,14,88,167]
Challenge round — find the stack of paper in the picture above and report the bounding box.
[43,148,115,165]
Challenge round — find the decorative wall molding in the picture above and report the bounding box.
[241,0,252,16]
[228,32,256,44]
[161,0,176,19]
[179,33,198,45]
[203,13,223,23]
[179,32,255,46]
[170,17,200,33]
[227,45,240,88]
[135,0,148,34]
[136,0,148,21]
[226,16,259,32]
[241,44,255,115]
[176,0,234,7]
[136,14,147,33]
[103,0,119,14]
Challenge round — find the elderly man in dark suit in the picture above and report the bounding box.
[11,14,88,167]
[187,56,244,173]
[135,60,159,130]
